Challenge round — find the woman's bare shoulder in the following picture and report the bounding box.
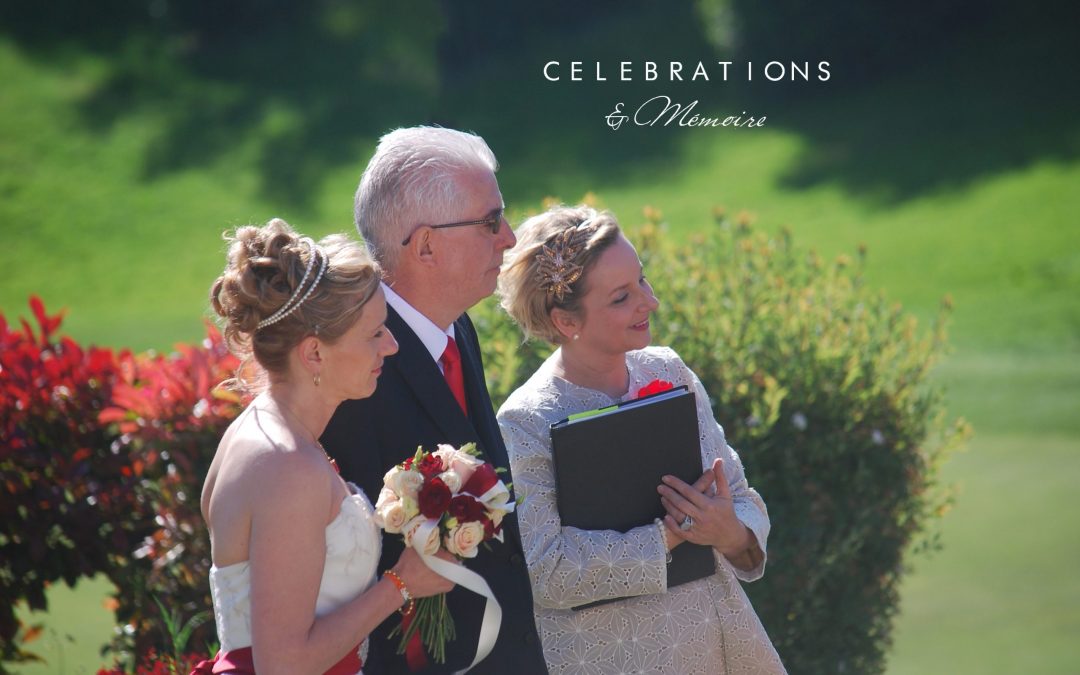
[204,408,329,523]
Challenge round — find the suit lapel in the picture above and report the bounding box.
[385,306,477,444]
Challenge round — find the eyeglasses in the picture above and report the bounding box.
[400,209,505,246]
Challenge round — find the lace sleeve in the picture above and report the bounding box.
[498,406,669,611]
[681,357,772,582]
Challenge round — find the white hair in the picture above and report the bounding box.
[354,126,498,270]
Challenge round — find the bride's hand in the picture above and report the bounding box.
[391,548,456,599]
[657,457,753,558]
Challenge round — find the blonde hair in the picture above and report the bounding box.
[210,218,381,387]
[498,205,620,344]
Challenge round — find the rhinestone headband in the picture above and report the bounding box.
[256,238,328,330]
[536,218,596,302]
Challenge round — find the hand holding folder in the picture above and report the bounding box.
[549,386,716,606]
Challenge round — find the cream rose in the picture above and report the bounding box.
[402,515,441,555]
[445,521,485,558]
[384,465,424,500]
[374,488,408,533]
[400,494,419,522]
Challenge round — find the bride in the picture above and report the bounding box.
[195,219,453,674]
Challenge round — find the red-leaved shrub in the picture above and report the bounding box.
[98,325,243,663]
[1,298,244,670]
[1,297,150,666]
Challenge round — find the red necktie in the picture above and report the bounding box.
[440,336,469,416]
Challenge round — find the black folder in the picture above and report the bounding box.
[550,385,716,608]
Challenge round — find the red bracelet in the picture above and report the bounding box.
[383,570,415,616]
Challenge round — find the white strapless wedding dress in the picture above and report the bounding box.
[209,484,381,671]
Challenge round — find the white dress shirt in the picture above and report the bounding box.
[382,282,456,373]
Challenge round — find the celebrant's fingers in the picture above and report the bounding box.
[657,481,703,517]
[712,458,732,500]
[660,495,686,522]
[663,515,690,542]
[660,474,712,510]
[691,469,715,495]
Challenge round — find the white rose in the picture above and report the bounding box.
[433,444,457,464]
[384,466,424,500]
[437,470,463,493]
[402,515,441,556]
[374,488,408,533]
[445,521,485,558]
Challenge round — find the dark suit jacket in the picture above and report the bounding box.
[321,306,547,674]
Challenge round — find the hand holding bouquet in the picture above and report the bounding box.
[373,443,515,665]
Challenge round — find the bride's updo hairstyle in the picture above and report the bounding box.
[210,218,380,386]
[498,205,620,345]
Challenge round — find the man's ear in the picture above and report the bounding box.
[409,227,436,267]
[550,307,581,341]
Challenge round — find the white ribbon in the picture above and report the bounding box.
[411,520,503,674]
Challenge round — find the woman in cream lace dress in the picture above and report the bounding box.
[195,219,453,674]
[495,206,785,674]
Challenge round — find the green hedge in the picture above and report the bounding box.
[472,207,969,674]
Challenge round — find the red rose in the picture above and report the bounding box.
[482,515,502,540]
[417,453,444,479]
[461,463,499,497]
[636,379,674,398]
[417,477,452,519]
[448,495,487,522]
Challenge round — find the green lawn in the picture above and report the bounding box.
[889,431,1080,674]
[3,5,1079,673]
[13,576,116,675]
[884,349,1080,674]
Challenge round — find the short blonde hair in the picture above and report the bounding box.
[498,205,620,344]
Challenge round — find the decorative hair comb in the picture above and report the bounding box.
[536,218,595,302]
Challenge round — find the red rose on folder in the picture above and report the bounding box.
[637,379,674,398]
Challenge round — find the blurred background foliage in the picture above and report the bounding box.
[1,0,1078,672]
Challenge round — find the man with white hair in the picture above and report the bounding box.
[322,127,546,674]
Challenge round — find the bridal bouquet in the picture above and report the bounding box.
[373,443,515,664]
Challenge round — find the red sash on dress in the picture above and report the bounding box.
[189,644,362,674]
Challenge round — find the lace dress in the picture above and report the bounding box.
[496,346,786,674]
[208,484,381,673]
